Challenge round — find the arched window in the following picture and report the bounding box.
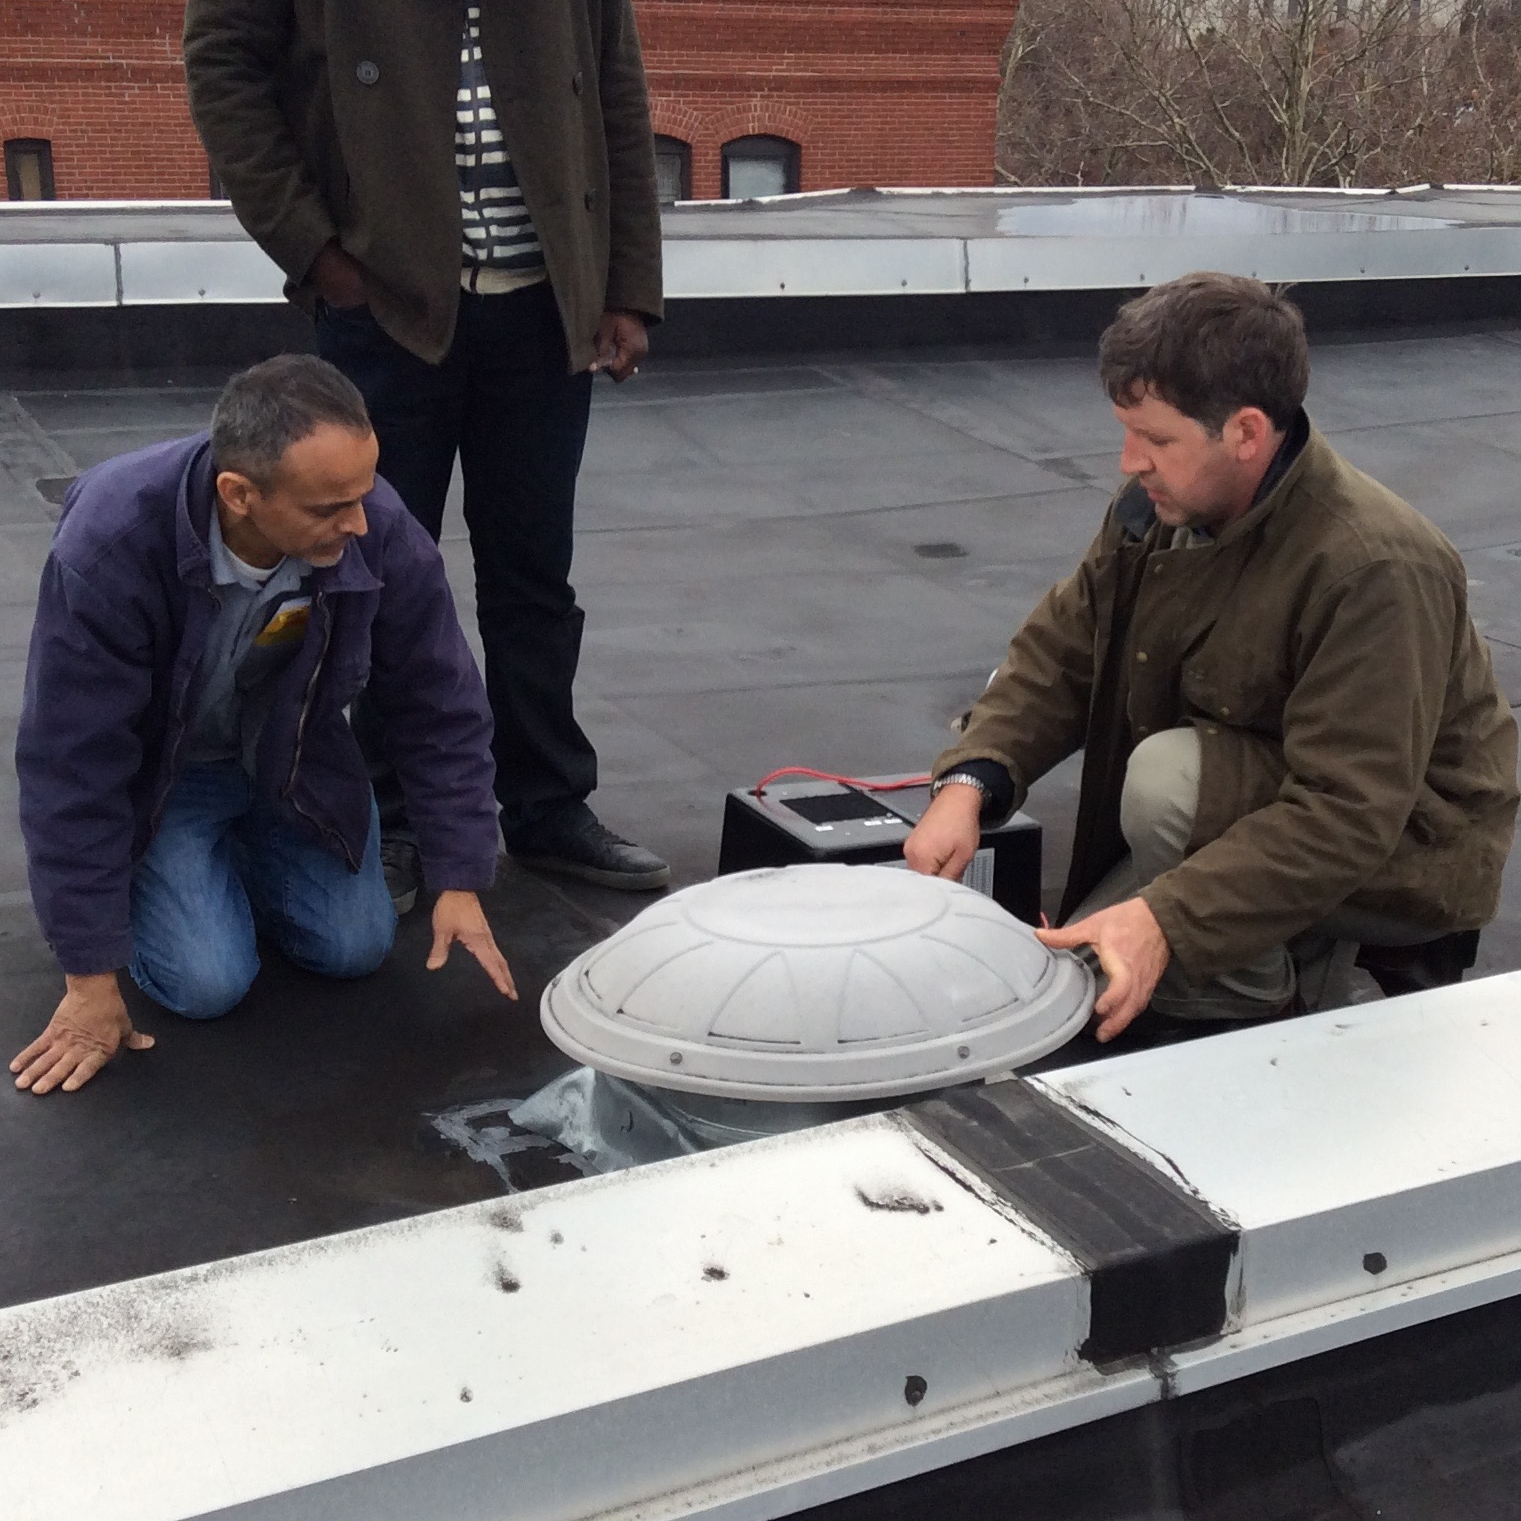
[653,135,691,205]
[5,138,55,201]
[721,135,800,200]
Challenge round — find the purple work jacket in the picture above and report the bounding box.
[17,433,498,976]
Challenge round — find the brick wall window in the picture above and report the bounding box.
[653,134,691,203]
[722,135,800,200]
[4,138,55,201]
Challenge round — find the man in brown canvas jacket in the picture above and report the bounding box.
[906,273,1518,1041]
[184,0,670,903]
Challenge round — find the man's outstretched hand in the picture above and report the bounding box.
[427,890,518,999]
[903,783,983,882]
[1037,898,1171,1042]
[11,972,154,1095]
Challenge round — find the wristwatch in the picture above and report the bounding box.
[931,771,990,801]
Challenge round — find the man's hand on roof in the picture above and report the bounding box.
[904,784,982,882]
[10,973,155,1095]
[426,890,518,1000]
[1037,899,1170,1043]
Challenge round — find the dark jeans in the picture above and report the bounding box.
[317,280,596,846]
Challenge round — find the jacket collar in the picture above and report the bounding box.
[176,436,218,588]
[1250,407,1310,508]
[175,431,383,596]
[1113,407,1314,545]
[1212,408,1314,549]
[1113,480,1156,541]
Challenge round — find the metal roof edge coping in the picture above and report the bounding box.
[4,188,1521,307]
[1,974,1519,1520]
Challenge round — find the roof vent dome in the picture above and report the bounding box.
[541,864,1093,1102]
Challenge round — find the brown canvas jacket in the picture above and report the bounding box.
[934,421,1519,982]
[183,0,663,369]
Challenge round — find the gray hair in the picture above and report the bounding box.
[210,354,372,486]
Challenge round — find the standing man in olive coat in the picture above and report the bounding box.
[907,273,1518,1041]
[184,0,671,903]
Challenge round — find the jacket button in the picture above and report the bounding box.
[1135,650,1148,664]
[355,59,380,86]
[584,188,596,210]
[572,70,584,95]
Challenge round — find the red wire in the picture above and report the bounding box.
[752,765,933,797]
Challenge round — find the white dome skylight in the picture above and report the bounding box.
[541,864,1093,1102]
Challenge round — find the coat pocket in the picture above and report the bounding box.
[1406,783,1469,847]
[1188,724,1288,853]
[1182,656,1289,730]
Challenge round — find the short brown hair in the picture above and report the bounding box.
[1098,273,1309,433]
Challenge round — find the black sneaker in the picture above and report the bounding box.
[509,807,670,891]
[380,838,422,915]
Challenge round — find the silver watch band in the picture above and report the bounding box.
[931,771,989,800]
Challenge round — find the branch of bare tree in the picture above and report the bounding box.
[998,0,1521,186]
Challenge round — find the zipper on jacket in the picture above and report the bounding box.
[148,586,220,838]
[149,727,191,840]
[282,591,359,869]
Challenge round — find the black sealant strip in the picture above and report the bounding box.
[905,1082,1239,1365]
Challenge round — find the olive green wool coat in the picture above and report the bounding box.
[183,0,663,369]
[934,423,1519,982]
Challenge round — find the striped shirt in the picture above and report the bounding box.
[457,5,544,273]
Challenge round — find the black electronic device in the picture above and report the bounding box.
[717,773,1043,925]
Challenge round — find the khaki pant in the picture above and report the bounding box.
[1072,727,1433,1020]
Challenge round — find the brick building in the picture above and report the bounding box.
[1,1,1013,203]
[641,1,1015,199]
[1,3,208,200]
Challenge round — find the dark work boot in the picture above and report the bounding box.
[508,804,670,891]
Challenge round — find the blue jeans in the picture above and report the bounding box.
[129,762,397,1020]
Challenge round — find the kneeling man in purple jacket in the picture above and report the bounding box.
[11,355,515,1096]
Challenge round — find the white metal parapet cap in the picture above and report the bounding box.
[1,972,1520,1521]
[3,184,1521,307]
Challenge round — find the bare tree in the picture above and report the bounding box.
[998,0,1521,186]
